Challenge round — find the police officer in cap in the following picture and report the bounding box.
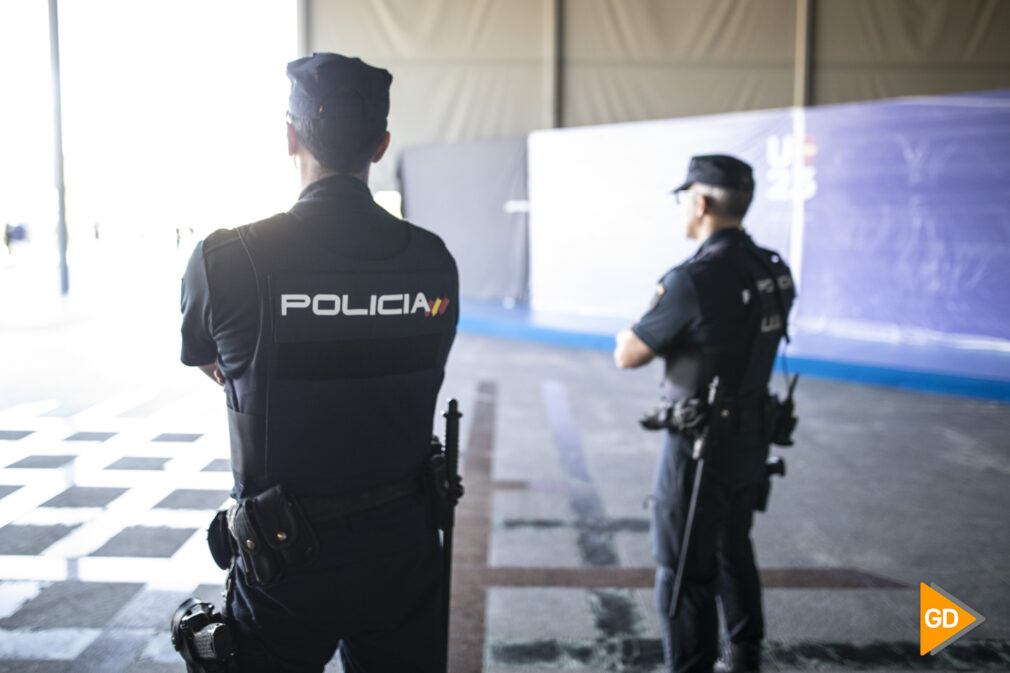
[179,53,458,672]
[614,155,794,673]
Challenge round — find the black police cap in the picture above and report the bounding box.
[673,154,755,193]
[286,53,392,121]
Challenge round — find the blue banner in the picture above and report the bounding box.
[799,90,1010,349]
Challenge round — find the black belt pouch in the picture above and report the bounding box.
[254,484,318,566]
[207,509,234,570]
[228,485,318,587]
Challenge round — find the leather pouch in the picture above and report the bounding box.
[206,509,234,570]
[255,485,318,566]
[227,500,283,587]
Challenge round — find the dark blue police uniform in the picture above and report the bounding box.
[632,157,794,673]
[180,54,458,673]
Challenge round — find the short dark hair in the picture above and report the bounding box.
[693,183,754,218]
[289,116,387,174]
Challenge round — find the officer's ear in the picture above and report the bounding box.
[694,193,710,218]
[371,131,391,164]
[286,122,298,156]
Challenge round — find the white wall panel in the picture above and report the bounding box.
[527,109,794,318]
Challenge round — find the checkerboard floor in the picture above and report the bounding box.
[0,380,664,673]
[2,334,1008,672]
[0,390,240,671]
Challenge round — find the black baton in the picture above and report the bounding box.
[669,377,722,619]
[439,398,463,673]
[669,454,705,619]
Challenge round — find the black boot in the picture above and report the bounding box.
[714,641,761,673]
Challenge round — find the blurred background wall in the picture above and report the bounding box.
[2,0,1007,395]
[302,0,1010,395]
[304,0,1010,190]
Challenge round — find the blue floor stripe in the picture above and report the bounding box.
[780,356,1010,402]
[459,311,1010,402]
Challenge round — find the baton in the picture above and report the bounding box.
[669,454,705,619]
[669,377,721,619]
[439,399,462,673]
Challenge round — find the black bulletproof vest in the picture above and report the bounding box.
[224,213,457,499]
[665,232,794,403]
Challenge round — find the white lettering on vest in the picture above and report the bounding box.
[761,314,783,333]
[411,292,430,314]
[312,294,340,316]
[280,292,441,317]
[281,294,311,316]
[342,294,368,316]
[378,294,403,315]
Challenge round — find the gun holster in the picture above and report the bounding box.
[639,397,709,432]
[226,485,318,587]
[171,598,237,673]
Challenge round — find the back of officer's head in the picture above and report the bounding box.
[693,183,753,219]
[286,53,392,174]
[677,154,755,219]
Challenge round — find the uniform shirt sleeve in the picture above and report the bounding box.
[631,267,702,356]
[180,241,218,366]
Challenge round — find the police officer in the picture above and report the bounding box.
[614,155,794,673]
[179,53,458,672]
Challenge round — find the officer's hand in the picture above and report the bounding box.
[614,327,656,369]
[197,363,226,386]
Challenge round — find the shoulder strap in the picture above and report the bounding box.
[689,238,787,397]
[737,241,791,344]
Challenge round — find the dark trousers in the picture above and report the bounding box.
[652,434,765,673]
[226,494,443,673]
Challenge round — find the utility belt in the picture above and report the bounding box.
[178,404,465,673]
[639,392,761,434]
[640,389,796,447]
[207,471,430,588]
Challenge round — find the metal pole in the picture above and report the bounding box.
[543,0,564,128]
[793,0,814,107]
[48,0,69,295]
[296,0,311,58]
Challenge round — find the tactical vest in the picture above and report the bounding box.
[223,213,457,500]
[663,231,794,405]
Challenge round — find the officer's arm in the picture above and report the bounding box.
[196,363,226,386]
[181,241,225,387]
[617,269,699,369]
[614,328,656,369]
